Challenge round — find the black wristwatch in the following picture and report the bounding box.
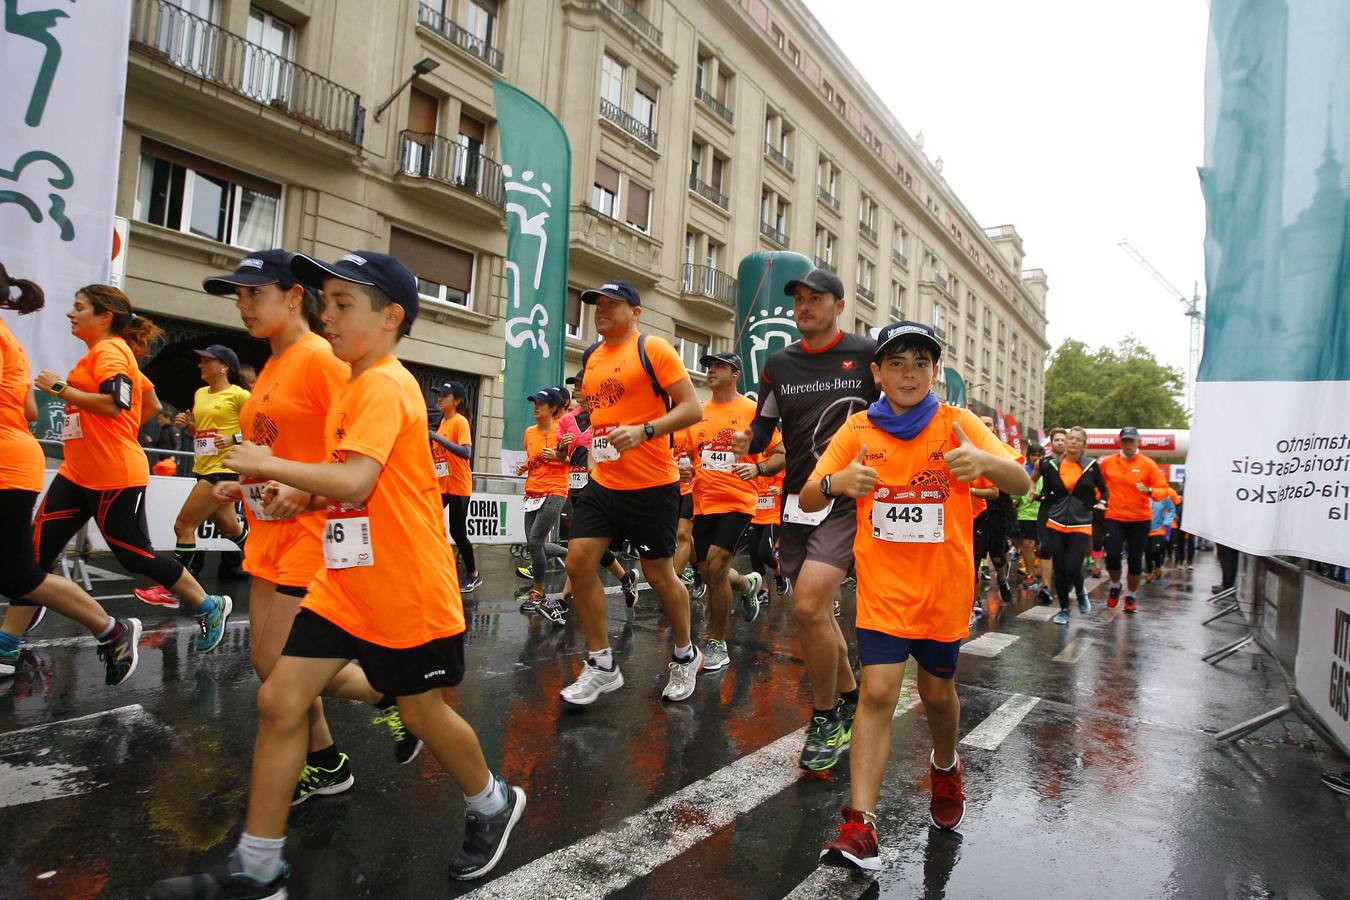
[643,423,656,441]
[820,474,835,498]
[755,461,764,476]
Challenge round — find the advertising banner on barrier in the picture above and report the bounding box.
[1186,0,1350,566]
[734,252,808,400]
[0,0,132,376]
[1294,577,1350,754]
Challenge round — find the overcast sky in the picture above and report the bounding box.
[803,0,1208,383]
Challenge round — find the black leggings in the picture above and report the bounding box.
[1045,529,1091,610]
[17,474,184,605]
[1146,534,1167,572]
[1170,530,1195,564]
[441,494,477,574]
[746,523,778,579]
[0,489,47,600]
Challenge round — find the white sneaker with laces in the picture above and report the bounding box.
[662,644,703,702]
[560,660,624,706]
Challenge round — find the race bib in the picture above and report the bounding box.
[870,485,945,543]
[569,467,589,490]
[782,493,832,525]
[591,424,620,462]
[700,443,736,471]
[324,501,374,569]
[434,460,450,478]
[194,430,219,457]
[60,411,82,440]
[240,477,277,521]
[757,493,777,511]
[523,494,546,512]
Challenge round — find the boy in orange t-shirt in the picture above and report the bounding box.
[153,251,524,898]
[802,322,1029,872]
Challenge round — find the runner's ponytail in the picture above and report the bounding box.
[0,262,45,314]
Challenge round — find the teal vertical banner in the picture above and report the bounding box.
[734,251,809,399]
[942,367,966,407]
[492,79,571,470]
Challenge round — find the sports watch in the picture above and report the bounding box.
[643,423,656,441]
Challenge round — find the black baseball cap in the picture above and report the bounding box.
[202,249,295,295]
[194,343,241,373]
[432,380,466,399]
[527,388,563,406]
[700,351,743,371]
[565,371,584,386]
[556,386,572,403]
[874,321,943,361]
[783,267,846,299]
[580,279,641,307]
[290,251,420,334]
[1119,426,1140,440]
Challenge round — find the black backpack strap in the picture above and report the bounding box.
[635,333,672,410]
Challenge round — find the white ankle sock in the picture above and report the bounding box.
[234,832,285,882]
[465,774,508,816]
[588,648,614,670]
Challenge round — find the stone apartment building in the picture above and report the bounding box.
[118,0,1050,472]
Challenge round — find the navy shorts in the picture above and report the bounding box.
[857,628,961,678]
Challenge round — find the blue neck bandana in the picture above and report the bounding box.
[866,391,940,440]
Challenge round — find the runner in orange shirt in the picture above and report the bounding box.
[806,322,1028,871]
[672,426,703,599]
[153,250,524,898]
[430,380,480,593]
[740,432,787,607]
[1039,426,1109,624]
[2,285,231,656]
[0,264,141,684]
[560,280,703,706]
[513,388,570,610]
[1100,426,1169,612]
[685,352,784,671]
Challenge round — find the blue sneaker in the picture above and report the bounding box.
[1078,595,1091,614]
[195,595,233,652]
[0,647,18,677]
[1052,609,1070,625]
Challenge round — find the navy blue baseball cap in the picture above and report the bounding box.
[874,321,943,361]
[432,380,466,399]
[290,250,421,335]
[194,343,241,373]
[580,279,641,307]
[700,351,743,371]
[527,388,563,406]
[202,249,295,295]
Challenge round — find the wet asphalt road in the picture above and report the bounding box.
[1,548,1348,899]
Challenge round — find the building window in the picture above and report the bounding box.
[891,280,906,319]
[600,53,625,107]
[390,227,475,309]
[696,53,710,92]
[685,230,697,265]
[625,180,651,233]
[704,240,721,271]
[244,6,294,102]
[770,24,784,49]
[566,287,585,340]
[134,139,280,248]
[788,42,801,66]
[856,257,874,293]
[632,76,658,131]
[593,160,619,217]
[823,80,834,102]
[813,226,836,267]
[709,153,726,193]
[464,0,497,45]
[676,325,711,374]
[859,195,876,229]
[689,139,703,181]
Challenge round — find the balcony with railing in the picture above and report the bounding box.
[571,204,662,283]
[764,143,793,175]
[856,285,875,304]
[934,272,949,292]
[680,263,736,311]
[599,98,658,149]
[129,0,365,144]
[416,2,504,71]
[966,312,977,325]
[816,185,839,211]
[760,221,788,247]
[688,173,728,210]
[892,248,909,268]
[694,85,734,126]
[602,0,662,46]
[398,131,504,211]
[858,222,877,243]
[813,256,836,273]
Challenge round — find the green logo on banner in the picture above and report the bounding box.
[493,80,571,464]
[735,251,810,398]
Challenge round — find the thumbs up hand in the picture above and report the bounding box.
[833,444,878,498]
[944,423,988,483]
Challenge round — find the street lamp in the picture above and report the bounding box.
[373,57,440,122]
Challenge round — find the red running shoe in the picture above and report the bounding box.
[930,754,966,830]
[1124,595,1138,613]
[134,585,180,609]
[819,807,880,871]
[1107,585,1121,609]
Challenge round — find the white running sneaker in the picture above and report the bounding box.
[560,660,624,706]
[662,644,703,702]
[741,571,763,623]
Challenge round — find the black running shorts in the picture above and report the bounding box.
[693,511,752,563]
[283,608,465,696]
[569,479,680,559]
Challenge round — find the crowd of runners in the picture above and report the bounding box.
[0,255,1198,894]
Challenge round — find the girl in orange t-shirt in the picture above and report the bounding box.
[513,388,570,610]
[3,285,232,656]
[0,266,142,685]
[430,382,479,593]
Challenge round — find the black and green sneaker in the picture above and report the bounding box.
[374,705,423,765]
[834,695,858,752]
[292,753,355,806]
[799,712,845,772]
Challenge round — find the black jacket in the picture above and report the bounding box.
[1039,456,1108,531]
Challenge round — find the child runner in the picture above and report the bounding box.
[429,381,480,593]
[805,322,1028,870]
[514,388,570,611]
[151,251,523,898]
[0,264,140,684]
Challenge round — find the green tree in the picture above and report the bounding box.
[1043,337,1188,429]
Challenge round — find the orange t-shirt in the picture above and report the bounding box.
[810,404,1019,642]
[750,438,785,526]
[303,355,464,648]
[1047,459,1092,535]
[0,319,45,492]
[57,337,151,490]
[687,395,766,516]
[435,413,472,496]
[152,457,177,476]
[674,427,694,496]
[584,331,689,491]
[1101,451,1167,522]
[523,422,568,497]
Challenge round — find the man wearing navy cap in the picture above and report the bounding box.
[1099,425,1169,612]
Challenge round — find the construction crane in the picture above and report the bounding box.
[1117,239,1204,416]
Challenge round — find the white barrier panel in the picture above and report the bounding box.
[1294,576,1350,753]
[458,492,527,544]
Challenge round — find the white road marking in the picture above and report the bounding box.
[0,705,160,809]
[960,693,1041,751]
[25,619,250,650]
[784,846,902,898]
[961,632,1019,658]
[1018,605,1060,622]
[1053,638,1089,663]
